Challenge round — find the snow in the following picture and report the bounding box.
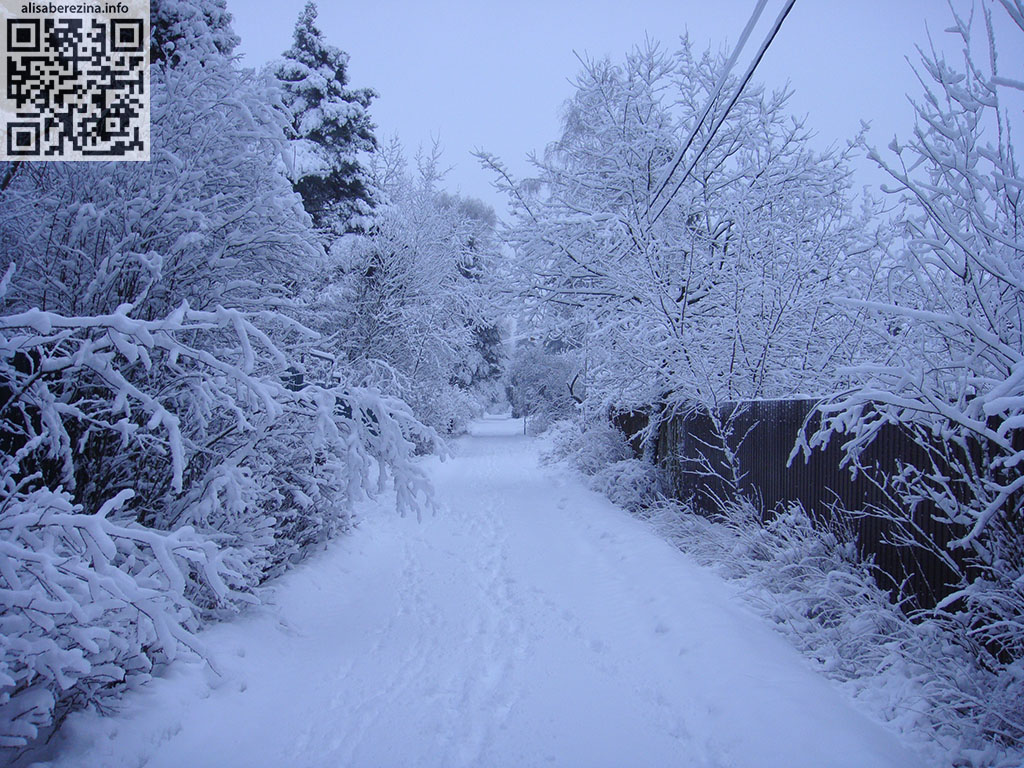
[29,418,925,768]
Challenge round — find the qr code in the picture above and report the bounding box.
[2,4,150,161]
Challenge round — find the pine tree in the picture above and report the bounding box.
[275,2,377,233]
[150,0,239,67]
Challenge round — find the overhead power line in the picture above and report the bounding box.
[647,0,799,228]
[647,0,770,212]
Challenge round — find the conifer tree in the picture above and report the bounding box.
[150,0,239,67]
[275,2,377,233]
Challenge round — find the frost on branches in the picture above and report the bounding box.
[806,1,1024,753]
[0,4,434,750]
[482,39,881,423]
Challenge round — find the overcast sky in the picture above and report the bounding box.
[230,0,1023,216]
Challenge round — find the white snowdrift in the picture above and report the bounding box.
[28,419,925,768]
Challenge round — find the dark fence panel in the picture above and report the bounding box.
[611,409,651,458]
[628,399,964,607]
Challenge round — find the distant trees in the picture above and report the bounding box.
[507,340,582,433]
[318,143,507,436]
[484,39,877,420]
[274,2,377,234]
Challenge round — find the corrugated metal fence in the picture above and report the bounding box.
[615,399,964,607]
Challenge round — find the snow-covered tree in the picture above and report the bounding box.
[805,1,1024,750]
[312,142,507,436]
[484,40,878,419]
[0,8,432,751]
[3,65,315,322]
[150,0,239,66]
[507,340,581,434]
[274,2,377,234]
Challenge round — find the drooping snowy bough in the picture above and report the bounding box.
[0,290,435,748]
[803,1,1024,749]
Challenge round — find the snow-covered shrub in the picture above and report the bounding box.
[640,496,1024,767]
[543,418,659,512]
[0,62,317,325]
[0,295,435,571]
[0,286,435,749]
[543,418,629,474]
[507,345,580,435]
[0,487,246,748]
[592,459,660,513]
[0,301,260,748]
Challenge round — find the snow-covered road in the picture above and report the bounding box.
[34,418,925,768]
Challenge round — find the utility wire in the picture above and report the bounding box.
[648,0,798,228]
[646,0,769,213]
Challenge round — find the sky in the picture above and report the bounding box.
[229,0,1024,216]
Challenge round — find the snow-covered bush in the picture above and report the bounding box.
[592,459,660,513]
[0,62,316,324]
[543,418,659,512]
[0,292,435,749]
[802,3,1024,747]
[543,418,629,474]
[0,6,436,751]
[641,496,1024,767]
[507,344,580,435]
[0,487,245,748]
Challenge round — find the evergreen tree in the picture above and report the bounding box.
[275,2,377,233]
[150,0,239,67]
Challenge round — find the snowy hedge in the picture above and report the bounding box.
[0,5,437,749]
[543,418,659,513]
[0,294,435,748]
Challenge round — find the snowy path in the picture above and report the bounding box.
[35,418,925,768]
